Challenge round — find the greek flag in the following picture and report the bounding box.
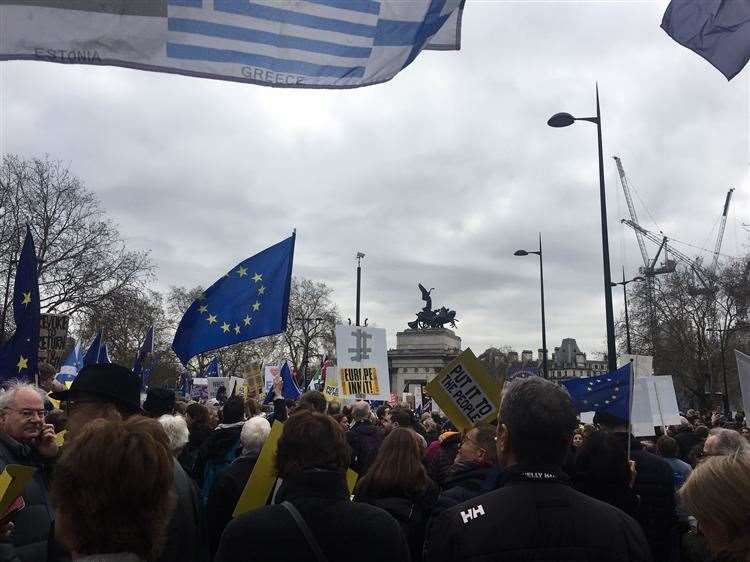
[0,0,465,88]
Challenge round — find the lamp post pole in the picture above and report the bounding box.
[611,268,644,355]
[548,85,616,373]
[355,252,365,326]
[514,233,548,379]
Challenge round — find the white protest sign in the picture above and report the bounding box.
[647,376,682,427]
[335,325,390,401]
[207,377,229,399]
[736,351,750,417]
[632,377,656,436]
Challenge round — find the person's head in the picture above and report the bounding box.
[385,406,415,434]
[52,416,175,560]
[355,427,429,498]
[351,400,371,422]
[296,391,327,414]
[455,425,498,466]
[496,377,577,468]
[275,410,350,479]
[240,416,271,456]
[332,413,350,432]
[575,430,632,489]
[158,414,189,456]
[656,435,679,459]
[49,364,141,438]
[741,427,750,441]
[572,430,584,449]
[142,388,176,418]
[326,401,341,416]
[244,398,260,419]
[185,402,210,427]
[221,396,245,425]
[375,405,390,424]
[695,425,710,440]
[0,382,46,442]
[37,363,57,392]
[704,428,750,457]
[679,453,750,560]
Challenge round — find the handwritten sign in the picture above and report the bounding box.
[426,348,501,431]
[38,314,69,368]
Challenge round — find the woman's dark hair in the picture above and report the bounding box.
[186,403,210,425]
[275,410,350,479]
[52,416,175,560]
[222,396,245,424]
[354,428,430,498]
[389,406,416,429]
[575,430,630,487]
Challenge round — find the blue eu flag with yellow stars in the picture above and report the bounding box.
[562,363,632,422]
[172,233,295,365]
[0,226,40,382]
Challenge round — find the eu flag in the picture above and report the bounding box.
[172,234,295,364]
[133,325,154,378]
[263,362,300,404]
[98,342,111,364]
[0,226,40,382]
[562,363,632,422]
[205,357,220,378]
[82,330,103,367]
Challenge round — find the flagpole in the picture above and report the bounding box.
[627,359,635,459]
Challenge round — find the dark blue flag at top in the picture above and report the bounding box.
[662,0,750,80]
[133,325,154,378]
[172,233,295,364]
[82,330,102,368]
[263,361,300,404]
[0,226,40,382]
[98,342,111,364]
[205,357,220,378]
[562,363,633,422]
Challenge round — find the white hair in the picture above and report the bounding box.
[351,400,371,421]
[158,414,190,454]
[0,381,46,410]
[240,416,271,456]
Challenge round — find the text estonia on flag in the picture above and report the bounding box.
[172,234,295,364]
[0,0,465,89]
[561,363,632,422]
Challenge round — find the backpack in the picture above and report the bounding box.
[201,437,241,504]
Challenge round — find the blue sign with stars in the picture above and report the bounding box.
[562,363,632,422]
[172,234,295,365]
[0,226,40,382]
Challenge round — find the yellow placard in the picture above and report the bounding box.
[233,420,283,518]
[346,468,358,495]
[47,393,60,410]
[323,370,340,402]
[54,431,67,447]
[0,465,35,515]
[340,367,380,396]
[426,348,502,431]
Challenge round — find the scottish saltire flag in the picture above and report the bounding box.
[662,0,750,80]
[562,363,632,422]
[82,330,103,367]
[0,0,464,89]
[98,342,112,364]
[133,325,154,377]
[505,363,540,382]
[55,343,83,384]
[173,234,295,364]
[0,226,40,382]
[205,357,221,377]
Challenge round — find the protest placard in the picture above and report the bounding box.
[0,465,35,516]
[426,349,501,431]
[322,366,340,402]
[335,325,390,400]
[233,420,284,518]
[38,314,69,369]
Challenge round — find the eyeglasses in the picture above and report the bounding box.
[4,408,45,419]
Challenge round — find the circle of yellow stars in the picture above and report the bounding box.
[194,268,267,338]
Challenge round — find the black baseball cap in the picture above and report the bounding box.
[49,363,141,413]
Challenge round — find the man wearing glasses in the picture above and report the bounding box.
[0,382,58,562]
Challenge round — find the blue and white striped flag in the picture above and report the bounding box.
[55,343,83,385]
[0,0,464,89]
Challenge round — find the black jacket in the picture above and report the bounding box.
[0,433,54,562]
[426,435,460,488]
[674,429,701,464]
[205,454,258,559]
[193,424,243,490]
[158,461,209,562]
[355,481,438,562]
[215,469,410,562]
[625,437,678,562]
[345,420,384,475]
[432,462,502,517]
[424,465,652,562]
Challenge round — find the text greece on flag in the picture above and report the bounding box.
[172,234,295,365]
[0,0,464,89]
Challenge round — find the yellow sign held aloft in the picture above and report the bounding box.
[233,420,283,518]
[0,465,35,515]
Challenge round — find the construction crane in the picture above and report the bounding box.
[710,188,734,273]
[621,219,711,291]
[613,156,675,277]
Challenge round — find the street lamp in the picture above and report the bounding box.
[548,84,617,374]
[707,327,736,418]
[610,267,644,355]
[514,233,548,379]
[355,252,365,326]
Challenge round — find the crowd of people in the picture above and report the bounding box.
[0,362,749,562]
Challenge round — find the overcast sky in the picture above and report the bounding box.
[1,0,748,358]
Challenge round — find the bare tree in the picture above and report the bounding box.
[0,155,153,339]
